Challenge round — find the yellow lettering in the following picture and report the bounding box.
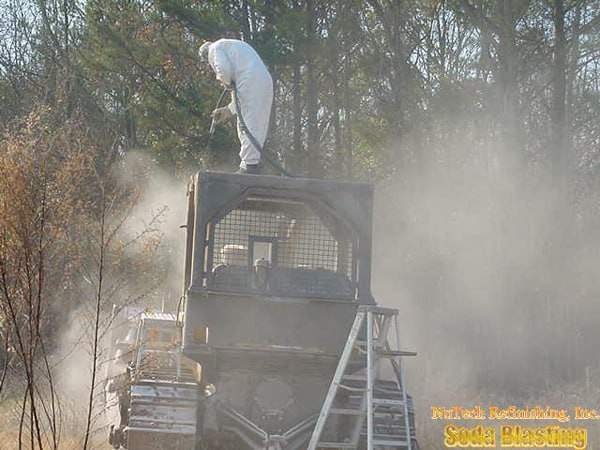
[489,406,499,419]
[501,426,516,447]
[431,407,445,419]
[444,425,458,447]
[574,429,587,450]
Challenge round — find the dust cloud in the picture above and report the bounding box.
[371,141,600,441]
[48,153,191,442]
[118,152,190,307]
[47,146,600,447]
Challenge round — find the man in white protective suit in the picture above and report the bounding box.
[199,39,273,175]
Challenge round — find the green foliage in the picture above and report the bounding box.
[0,0,598,180]
[75,0,241,174]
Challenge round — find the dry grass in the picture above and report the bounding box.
[0,393,111,450]
[0,431,112,450]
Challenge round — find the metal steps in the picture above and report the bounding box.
[317,443,356,448]
[307,305,417,450]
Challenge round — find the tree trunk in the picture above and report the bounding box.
[331,18,343,177]
[496,0,522,156]
[550,0,568,183]
[305,0,321,177]
[291,62,303,172]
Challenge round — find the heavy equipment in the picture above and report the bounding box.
[106,171,418,449]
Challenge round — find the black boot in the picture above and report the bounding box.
[236,163,261,175]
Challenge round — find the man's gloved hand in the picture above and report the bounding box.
[211,106,233,125]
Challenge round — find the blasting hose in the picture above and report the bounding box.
[230,82,293,177]
[209,88,229,137]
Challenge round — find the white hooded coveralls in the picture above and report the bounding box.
[207,39,273,168]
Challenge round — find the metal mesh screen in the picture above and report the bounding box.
[209,197,355,298]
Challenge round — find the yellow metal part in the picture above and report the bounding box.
[193,326,209,343]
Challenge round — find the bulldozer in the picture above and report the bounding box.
[106,171,418,450]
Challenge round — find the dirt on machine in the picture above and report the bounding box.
[105,171,418,450]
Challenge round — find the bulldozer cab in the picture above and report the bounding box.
[183,171,374,303]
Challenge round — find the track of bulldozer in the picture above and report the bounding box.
[122,315,201,450]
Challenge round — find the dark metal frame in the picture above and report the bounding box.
[185,172,375,304]
[207,192,357,299]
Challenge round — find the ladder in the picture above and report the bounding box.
[307,305,416,450]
